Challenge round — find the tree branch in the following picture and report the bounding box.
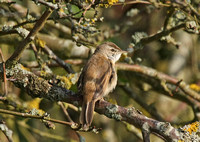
[42,45,75,73]
[116,63,200,103]
[32,0,59,9]
[142,122,150,142]
[0,120,13,142]
[0,48,7,96]
[120,85,164,121]
[22,60,200,116]
[0,108,73,126]
[0,62,198,141]
[139,23,185,46]
[6,8,53,66]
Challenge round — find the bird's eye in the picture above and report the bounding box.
[111,49,116,52]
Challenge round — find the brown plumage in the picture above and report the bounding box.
[78,42,126,129]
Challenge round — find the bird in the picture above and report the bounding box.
[77,42,126,130]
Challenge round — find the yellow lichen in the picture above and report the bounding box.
[91,18,95,23]
[119,52,127,61]
[59,8,64,13]
[26,98,44,115]
[99,0,119,8]
[190,84,200,92]
[85,0,92,2]
[56,74,75,89]
[36,38,46,48]
[20,64,30,71]
[183,121,199,134]
[107,97,117,104]
[40,70,47,77]
[107,0,118,5]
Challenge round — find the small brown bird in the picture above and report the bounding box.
[78,42,126,129]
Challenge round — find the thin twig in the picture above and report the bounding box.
[0,30,18,36]
[142,125,150,142]
[139,23,185,45]
[123,122,143,140]
[116,63,200,102]
[0,120,13,142]
[0,48,7,96]
[42,45,74,73]
[114,1,151,6]
[113,1,170,7]
[18,121,66,141]
[174,1,200,19]
[32,0,59,9]
[78,0,95,24]
[30,43,43,66]
[22,59,84,68]
[0,108,75,126]
[58,102,74,123]
[6,8,53,66]
[163,7,175,31]
[187,3,200,19]
[120,85,164,121]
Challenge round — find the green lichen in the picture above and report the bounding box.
[127,107,137,117]
[105,105,122,121]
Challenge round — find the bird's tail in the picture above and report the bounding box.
[80,101,95,129]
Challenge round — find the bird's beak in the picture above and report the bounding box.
[121,50,128,54]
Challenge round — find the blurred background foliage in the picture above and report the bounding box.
[0,0,200,142]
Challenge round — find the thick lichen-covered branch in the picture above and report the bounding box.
[1,63,78,103]
[23,60,200,116]
[0,62,199,141]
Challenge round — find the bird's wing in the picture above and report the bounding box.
[81,55,112,102]
[79,54,112,127]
